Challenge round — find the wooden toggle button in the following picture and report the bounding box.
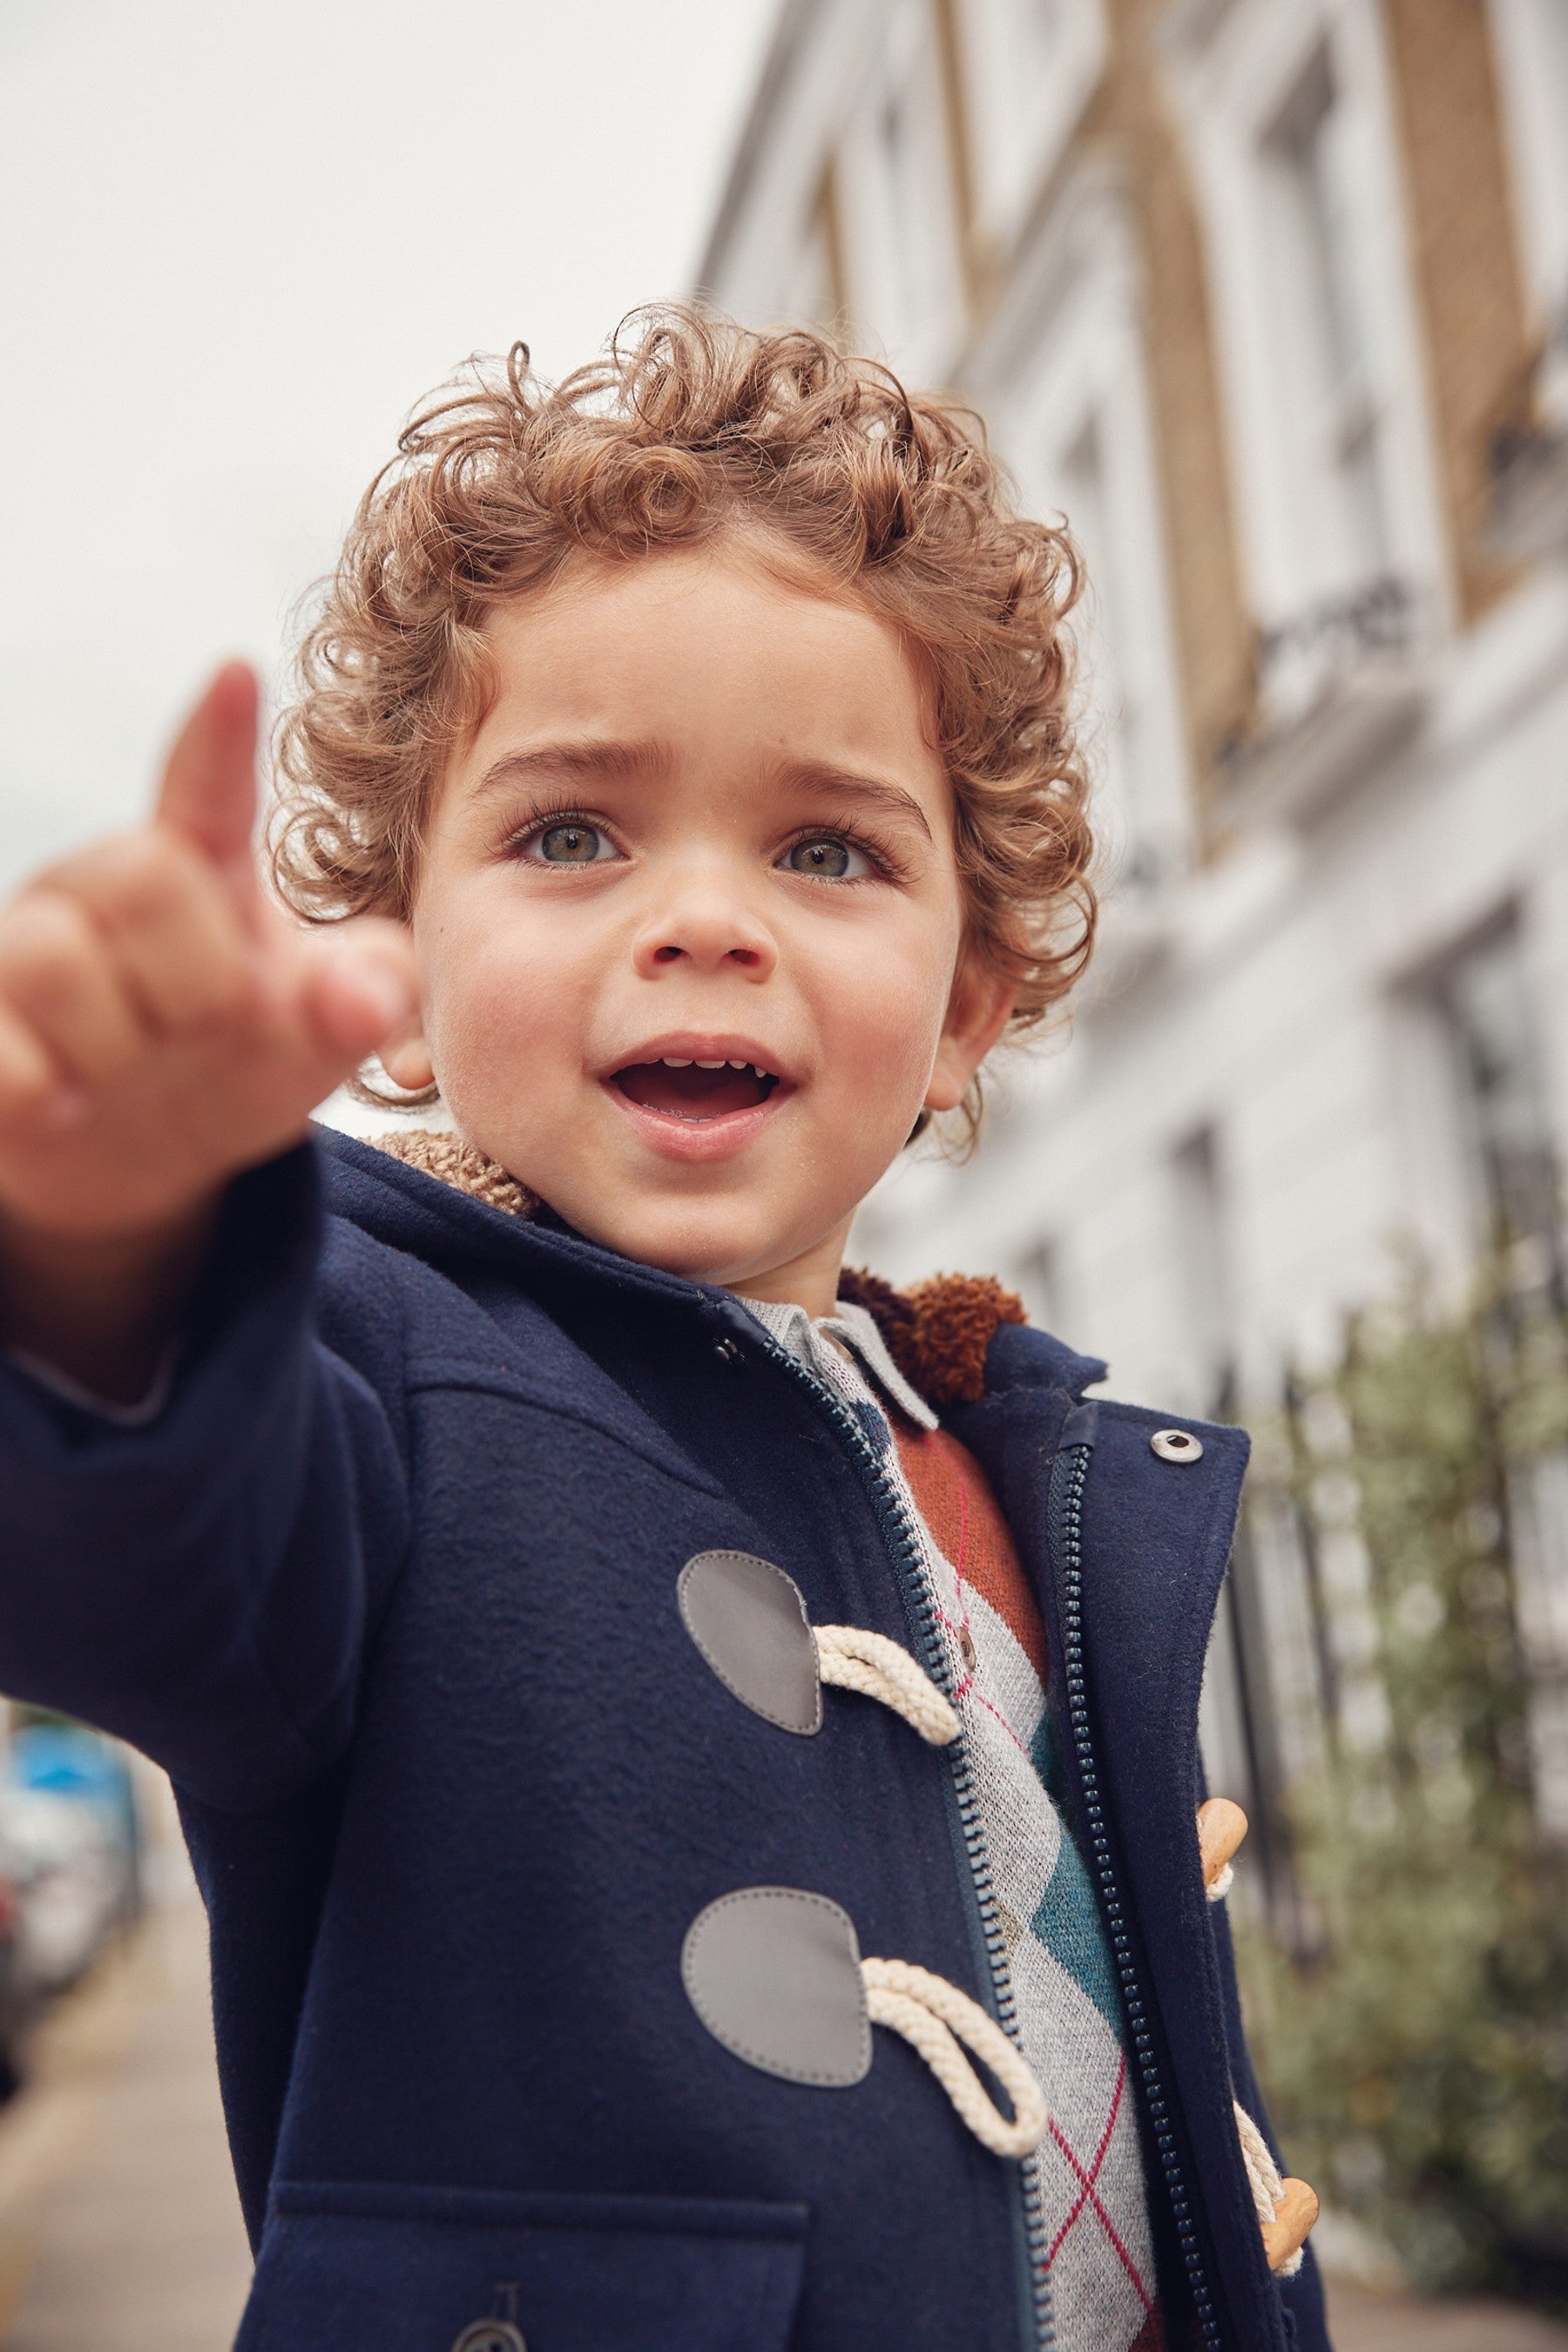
[1196,1797,1247,1894]
[1262,2176,1321,2274]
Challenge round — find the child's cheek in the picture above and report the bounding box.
[423,915,586,1109]
[826,936,954,1098]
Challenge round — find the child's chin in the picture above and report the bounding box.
[581,1196,803,1290]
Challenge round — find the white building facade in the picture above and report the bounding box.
[699,0,1568,1862]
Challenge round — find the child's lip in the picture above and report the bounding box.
[601,1077,794,1163]
[602,1031,795,1085]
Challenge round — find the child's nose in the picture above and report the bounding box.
[631,880,777,980]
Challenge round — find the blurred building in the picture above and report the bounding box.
[699,0,1568,1855]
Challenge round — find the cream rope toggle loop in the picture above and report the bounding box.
[683,1889,1044,2162]
[1233,2099,1319,2275]
[815,1625,960,1746]
[862,1957,1046,2158]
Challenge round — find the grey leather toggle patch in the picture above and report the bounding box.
[682,1888,871,2086]
[678,1551,822,1734]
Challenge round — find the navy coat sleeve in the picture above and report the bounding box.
[0,1144,409,1812]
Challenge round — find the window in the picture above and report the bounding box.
[1485,0,1568,544]
[977,173,1194,901]
[1260,45,1389,601]
[1432,917,1562,1294]
[875,84,931,348]
[955,0,1105,250]
[838,3,965,380]
[1172,1125,1298,1916]
[1164,0,1446,727]
[1419,915,1568,1838]
[1490,0,1568,416]
[1057,416,1134,829]
[779,167,848,335]
[1170,1125,1235,1416]
[1394,912,1563,1301]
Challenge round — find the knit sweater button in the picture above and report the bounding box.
[956,1625,977,1670]
[1150,1427,1203,1463]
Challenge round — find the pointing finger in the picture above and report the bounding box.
[154,662,260,895]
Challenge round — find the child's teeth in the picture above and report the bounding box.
[662,1057,693,1068]
[729,1059,747,1070]
[696,1059,725,1069]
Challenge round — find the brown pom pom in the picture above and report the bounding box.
[840,1267,1025,1408]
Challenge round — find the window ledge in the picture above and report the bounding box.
[1217,577,1431,828]
[1217,655,1429,830]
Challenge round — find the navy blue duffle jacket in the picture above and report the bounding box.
[0,1130,1329,2351]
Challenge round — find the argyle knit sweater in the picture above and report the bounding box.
[742,1295,1165,2351]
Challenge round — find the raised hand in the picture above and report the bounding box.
[0,664,416,1389]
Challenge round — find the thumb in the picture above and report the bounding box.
[155,662,260,896]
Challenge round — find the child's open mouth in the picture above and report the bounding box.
[612,1057,781,1124]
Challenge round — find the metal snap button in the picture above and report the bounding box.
[1151,1427,1203,1463]
[713,1336,742,1364]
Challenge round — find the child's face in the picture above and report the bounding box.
[383,546,1011,1308]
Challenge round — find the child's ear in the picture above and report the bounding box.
[925,953,1015,1114]
[379,1017,436,1096]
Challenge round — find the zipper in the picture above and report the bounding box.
[730,1313,1055,2351]
[1049,1438,1222,2349]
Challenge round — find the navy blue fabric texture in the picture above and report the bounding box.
[240,2183,808,2350]
[0,1129,1330,2351]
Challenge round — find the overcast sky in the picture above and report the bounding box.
[0,0,777,895]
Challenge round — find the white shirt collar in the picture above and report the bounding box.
[736,1294,940,1431]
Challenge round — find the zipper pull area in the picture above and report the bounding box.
[1061,1399,1099,1450]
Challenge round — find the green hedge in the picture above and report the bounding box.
[1233,1287,1568,2308]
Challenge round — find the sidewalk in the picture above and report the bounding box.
[0,1876,1558,2352]
[0,1884,251,2352]
[1326,2277,1568,2350]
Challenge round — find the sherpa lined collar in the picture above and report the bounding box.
[367,1125,1026,1411]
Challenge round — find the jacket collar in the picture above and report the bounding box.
[319,1122,1104,1412]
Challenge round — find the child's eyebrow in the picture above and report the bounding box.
[467,742,934,844]
[777,762,935,843]
[469,739,672,800]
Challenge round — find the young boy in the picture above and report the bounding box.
[0,313,1326,2351]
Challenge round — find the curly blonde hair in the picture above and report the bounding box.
[272,307,1096,1132]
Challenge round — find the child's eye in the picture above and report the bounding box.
[781,835,873,881]
[525,821,617,866]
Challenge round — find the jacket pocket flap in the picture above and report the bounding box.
[240,2180,809,2351]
